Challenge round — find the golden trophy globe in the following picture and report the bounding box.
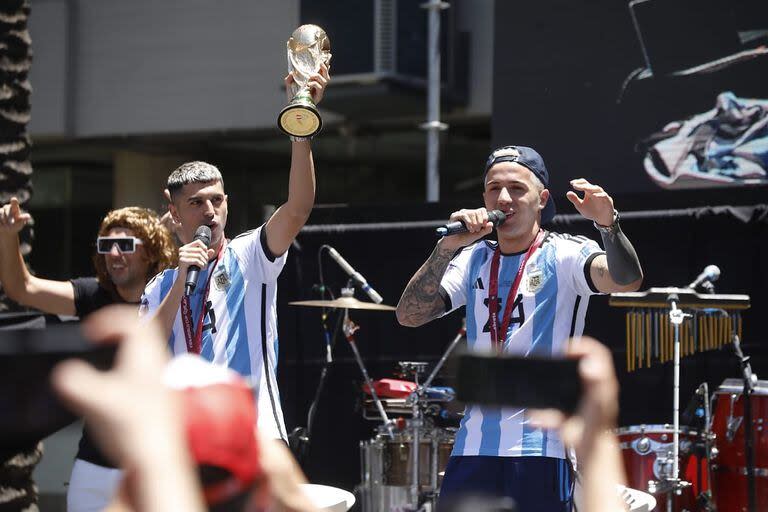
[278,24,331,138]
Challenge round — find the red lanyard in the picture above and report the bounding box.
[181,239,227,354]
[487,230,545,353]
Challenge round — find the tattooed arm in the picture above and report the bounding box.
[396,242,457,328]
[397,207,492,327]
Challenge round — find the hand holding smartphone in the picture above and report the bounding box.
[456,352,582,414]
[0,323,116,458]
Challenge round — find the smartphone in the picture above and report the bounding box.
[0,323,116,458]
[456,352,582,414]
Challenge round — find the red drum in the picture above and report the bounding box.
[616,424,706,511]
[711,379,768,512]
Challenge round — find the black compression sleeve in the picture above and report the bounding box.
[599,224,643,285]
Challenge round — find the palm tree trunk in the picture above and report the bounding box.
[0,0,34,314]
[0,3,41,511]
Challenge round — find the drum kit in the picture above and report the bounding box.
[292,286,465,512]
[616,378,768,512]
[291,279,758,512]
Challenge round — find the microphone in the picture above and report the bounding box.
[184,225,212,296]
[687,264,720,291]
[436,209,507,237]
[326,246,383,304]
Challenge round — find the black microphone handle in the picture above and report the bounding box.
[185,265,201,295]
[184,226,212,295]
[436,210,506,237]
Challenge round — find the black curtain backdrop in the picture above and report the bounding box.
[276,203,768,492]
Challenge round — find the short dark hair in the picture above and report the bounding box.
[167,161,224,199]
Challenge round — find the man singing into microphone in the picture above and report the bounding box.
[140,64,329,443]
[396,145,643,511]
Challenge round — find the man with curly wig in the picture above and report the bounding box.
[0,198,177,512]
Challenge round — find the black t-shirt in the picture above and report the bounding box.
[70,277,137,468]
[71,277,119,318]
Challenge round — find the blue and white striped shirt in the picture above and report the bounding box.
[440,231,604,458]
[141,225,288,441]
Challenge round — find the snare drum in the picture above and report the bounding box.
[616,424,705,511]
[711,379,768,512]
[359,428,454,512]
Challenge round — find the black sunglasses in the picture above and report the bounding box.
[96,236,144,254]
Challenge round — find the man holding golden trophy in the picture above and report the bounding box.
[279,24,332,139]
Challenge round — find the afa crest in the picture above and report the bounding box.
[213,268,231,291]
[526,267,545,294]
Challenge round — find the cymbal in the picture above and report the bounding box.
[289,297,396,311]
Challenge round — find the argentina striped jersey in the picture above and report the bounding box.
[141,225,288,441]
[440,231,604,458]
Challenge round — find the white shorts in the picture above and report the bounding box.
[67,458,123,512]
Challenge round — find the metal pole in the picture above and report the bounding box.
[667,294,690,511]
[673,315,680,482]
[422,321,466,390]
[734,333,757,512]
[701,383,713,501]
[411,374,422,509]
[420,0,449,202]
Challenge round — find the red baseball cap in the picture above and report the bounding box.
[164,355,264,506]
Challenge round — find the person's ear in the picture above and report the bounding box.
[540,189,550,211]
[164,190,180,223]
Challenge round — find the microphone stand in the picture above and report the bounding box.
[292,307,343,463]
[344,307,395,439]
[733,332,757,512]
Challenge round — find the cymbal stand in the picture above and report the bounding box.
[405,322,467,511]
[422,320,467,391]
[343,310,394,439]
[400,361,429,511]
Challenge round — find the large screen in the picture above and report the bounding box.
[491,0,768,201]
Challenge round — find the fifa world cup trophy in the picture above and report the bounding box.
[277,24,331,138]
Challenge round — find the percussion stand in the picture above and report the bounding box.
[405,322,467,511]
[700,382,715,511]
[733,332,757,512]
[653,293,693,512]
[610,286,752,511]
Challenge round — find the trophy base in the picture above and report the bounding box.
[278,103,322,138]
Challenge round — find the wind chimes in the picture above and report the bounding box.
[609,287,750,372]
